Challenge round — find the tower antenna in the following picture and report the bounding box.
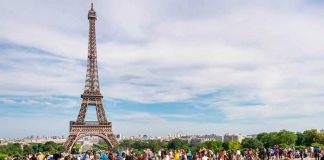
[90,0,94,10]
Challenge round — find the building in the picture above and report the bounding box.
[246,134,258,138]
[181,134,223,146]
[223,134,244,142]
[320,129,324,133]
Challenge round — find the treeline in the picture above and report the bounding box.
[119,129,324,153]
[0,141,65,158]
[255,129,324,148]
[0,129,323,158]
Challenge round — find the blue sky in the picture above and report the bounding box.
[1,0,324,138]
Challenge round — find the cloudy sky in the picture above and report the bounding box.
[1,0,324,138]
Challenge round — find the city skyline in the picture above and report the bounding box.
[1,0,324,138]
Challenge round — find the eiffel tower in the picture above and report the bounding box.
[64,2,118,152]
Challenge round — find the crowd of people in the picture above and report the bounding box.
[4,146,324,160]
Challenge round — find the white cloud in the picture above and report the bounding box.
[0,98,16,104]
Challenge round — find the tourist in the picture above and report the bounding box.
[314,147,321,160]
[187,150,192,160]
[7,154,13,160]
[37,153,44,160]
[175,150,180,160]
[137,154,144,160]
[236,149,241,160]
[201,154,207,160]
[219,149,225,160]
[259,148,266,160]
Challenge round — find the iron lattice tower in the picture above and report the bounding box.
[64,3,118,152]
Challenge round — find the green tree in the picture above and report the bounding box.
[6,143,22,156]
[22,145,33,154]
[276,130,297,146]
[302,129,318,146]
[0,153,7,160]
[228,141,241,151]
[119,140,134,149]
[222,142,229,151]
[296,132,304,146]
[167,138,189,150]
[199,141,223,152]
[57,145,64,153]
[71,144,81,154]
[241,138,263,149]
[41,141,64,154]
[257,132,271,148]
[133,141,147,150]
[257,132,278,147]
[311,143,324,148]
[314,133,324,145]
[0,146,6,154]
[146,140,165,152]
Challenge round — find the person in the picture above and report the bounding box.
[175,150,180,160]
[259,148,266,160]
[169,150,174,160]
[37,153,45,160]
[310,147,314,158]
[13,155,20,160]
[182,151,187,160]
[228,150,235,160]
[236,149,241,160]
[160,149,165,160]
[158,150,162,160]
[100,152,108,160]
[165,153,170,160]
[300,148,304,160]
[7,154,13,160]
[138,154,144,160]
[247,148,253,160]
[49,154,63,160]
[44,155,50,160]
[187,150,192,160]
[303,148,308,160]
[314,147,320,160]
[108,152,114,160]
[219,149,225,160]
[121,152,126,160]
[269,148,274,160]
[201,154,207,160]
[94,153,100,160]
[193,152,199,160]
[275,147,280,160]
[287,148,292,159]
